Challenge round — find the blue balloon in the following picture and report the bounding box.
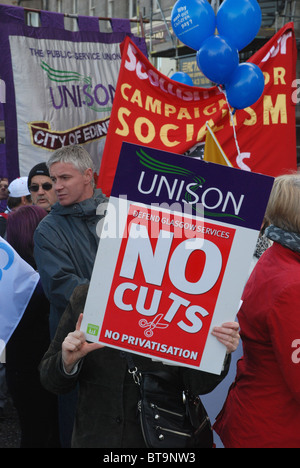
[171,72,194,86]
[225,63,265,109]
[171,0,216,51]
[196,35,239,85]
[217,0,262,51]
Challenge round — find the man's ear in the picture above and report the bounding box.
[21,195,31,206]
[84,168,94,185]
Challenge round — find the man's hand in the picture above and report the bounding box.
[62,313,104,374]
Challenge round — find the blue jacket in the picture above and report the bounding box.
[34,189,107,337]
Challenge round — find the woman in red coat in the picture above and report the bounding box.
[214,174,300,448]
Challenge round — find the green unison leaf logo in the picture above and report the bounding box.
[41,60,92,84]
[137,148,244,221]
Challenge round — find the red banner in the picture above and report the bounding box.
[98,23,297,197]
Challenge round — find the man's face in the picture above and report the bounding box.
[50,162,93,206]
[29,175,58,212]
[0,178,8,201]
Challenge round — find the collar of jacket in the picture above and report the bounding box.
[50,188,107,217]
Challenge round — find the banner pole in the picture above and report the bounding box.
[21,6,150,24]
[218,86,241,159]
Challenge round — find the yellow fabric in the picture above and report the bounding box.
[204,124,233,167]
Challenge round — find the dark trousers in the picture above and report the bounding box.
[6,369,60,448]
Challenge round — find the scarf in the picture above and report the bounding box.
[265,225,300,254]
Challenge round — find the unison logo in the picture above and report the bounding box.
[0,79,5,104]
[41,62,115,113]
[136,148,245,221]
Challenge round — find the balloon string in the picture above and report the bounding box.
[219,86,241,158]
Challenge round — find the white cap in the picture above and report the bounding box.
[8,177,31,198]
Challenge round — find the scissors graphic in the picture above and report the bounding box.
[139,314,169,338]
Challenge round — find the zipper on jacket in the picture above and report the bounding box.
[196,416,210,433]
[138,401,151,448]
[138,401,192,444]
[150,403,185,419]
[155,425,192,439]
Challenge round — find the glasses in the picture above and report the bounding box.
[29,183,53,192]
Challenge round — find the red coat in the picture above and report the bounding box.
[214,242,300,448]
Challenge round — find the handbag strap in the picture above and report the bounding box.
[120,351,141,385]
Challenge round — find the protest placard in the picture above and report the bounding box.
[82,142,274,374]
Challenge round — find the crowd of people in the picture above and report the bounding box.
[1,144,300,448]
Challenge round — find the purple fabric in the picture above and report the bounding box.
[77,15,100,32]
[110,18,131,33]
[40,10,65,29]
[0,200,7,212]
[0,144,8,179]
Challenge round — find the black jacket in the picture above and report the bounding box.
[40,284,230,448]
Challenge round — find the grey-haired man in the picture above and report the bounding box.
[34,145,107,447]
[34,145,107,336]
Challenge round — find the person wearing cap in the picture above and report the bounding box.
[28,163,57,213]
[7,177,32,212]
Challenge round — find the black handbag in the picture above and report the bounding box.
[123,353,214,449]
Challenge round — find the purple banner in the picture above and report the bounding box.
[0,4,147,181]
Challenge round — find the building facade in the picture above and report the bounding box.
[3,1,300,62]
[1,0,300,159]
[5,1,300,73]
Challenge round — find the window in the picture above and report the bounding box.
[89,0,96,16]
[72,0,78,31]
[108,0,115,18]
[153,0,160,13]
[0,79,5,105]
[26,11,40,27]
[0,121,5,144]
[129,0,137,18]
[73,0,78,14]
